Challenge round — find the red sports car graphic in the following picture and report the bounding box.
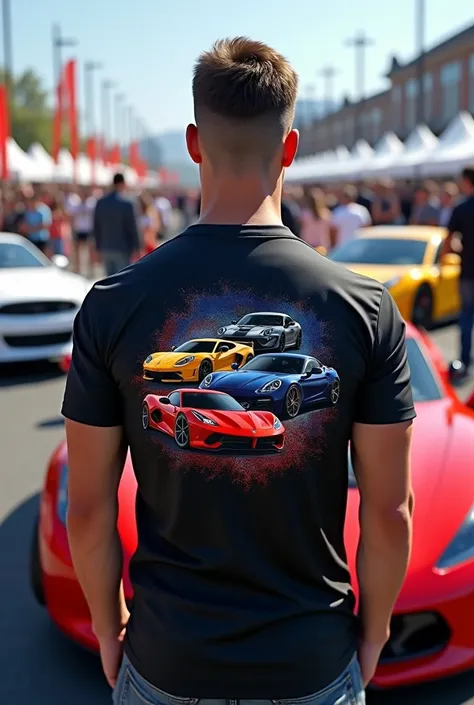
[142,388,285,452]
[32,324,474,688]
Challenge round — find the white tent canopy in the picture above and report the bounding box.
[27,143,55,182]
[366,132,405,176]
[421,112,474,177]
[389,125,438,179]
[7,139,41,181]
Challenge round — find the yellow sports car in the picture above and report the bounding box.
[329,226,460,328]
[143,338,255,383]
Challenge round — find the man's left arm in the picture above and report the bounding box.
[62,290,129,687]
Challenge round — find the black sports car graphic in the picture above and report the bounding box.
[217,312,302,354]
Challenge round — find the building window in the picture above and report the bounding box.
[392,85,401,131]
[440,61,462,124]
[405,79,418,130]
[345,115,354,144]
[423,73,433,121]
[470,54,474,115]
[371,108,382,142]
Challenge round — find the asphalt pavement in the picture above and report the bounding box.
[0,324,473,705]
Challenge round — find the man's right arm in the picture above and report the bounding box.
[353,287,415,684]
[442,204,462,256]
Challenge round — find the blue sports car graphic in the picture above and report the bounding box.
[217,312,302,354]
[199,353,340,419]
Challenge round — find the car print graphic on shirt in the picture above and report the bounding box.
[142,338,255,383]
[217,312,302,354]
[199,353,340,419]
[142,388,285,453]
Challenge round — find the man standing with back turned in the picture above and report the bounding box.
[63,38,415,705]
[93,172,141,276]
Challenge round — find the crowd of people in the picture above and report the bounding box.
[281,177,468,252]
[0,177,200,276]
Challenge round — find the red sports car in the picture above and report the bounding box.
[142,388,285,452]
[32,324,474,688]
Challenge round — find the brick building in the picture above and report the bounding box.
[298,22,474,157]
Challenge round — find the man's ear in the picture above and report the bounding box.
[282,129,299,168]
[186,124,202,164]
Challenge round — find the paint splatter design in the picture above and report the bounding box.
[133,286,339,488]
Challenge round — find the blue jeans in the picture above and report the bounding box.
[459,280,474,369]
[102,250,131,277]
[112,654,365,705]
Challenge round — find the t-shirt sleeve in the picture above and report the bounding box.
[61,288,123,427]
[354,287,416,424]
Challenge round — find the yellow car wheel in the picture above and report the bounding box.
[412,284,434,330]
[198,359,213,383]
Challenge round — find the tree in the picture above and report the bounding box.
[0,67,53,152]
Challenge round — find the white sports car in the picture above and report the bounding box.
[0,233,90,363]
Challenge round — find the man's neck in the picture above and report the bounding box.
[198,175,283,226]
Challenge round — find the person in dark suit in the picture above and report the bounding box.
[93,173,141,276]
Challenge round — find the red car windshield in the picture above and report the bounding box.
[406,338,442,402]
[182,392,244,412]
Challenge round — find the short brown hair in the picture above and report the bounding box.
[192,37,298,166]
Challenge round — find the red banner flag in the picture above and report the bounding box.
[51,75,65,164]
[0,85,9,180]
[64,60,79,163]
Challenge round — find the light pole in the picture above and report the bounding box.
[101,79,115,152]
[318,66,338,116]
[2,0,13,105]
[84,61,101,138]
[345,30,375,140]
[415,0,426,126]
[52,23,76,91]
[114,92,125,149]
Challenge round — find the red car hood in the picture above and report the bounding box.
[345,398,474,578]
[194,409,274,430]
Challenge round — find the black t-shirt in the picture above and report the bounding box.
[448,195,474,280]
[62,224,415,698]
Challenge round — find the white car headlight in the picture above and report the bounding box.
[262,328,274,336]
[201,374,213,388]
[191,410,218,426]
[257,379,282,393]
[273,417,282,429]
[437,505,474,569]
[144,355,153,364]
[174,355,195,366]
[217,327,226,335]
[383,276,402,289]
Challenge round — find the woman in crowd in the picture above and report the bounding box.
[138,191,161,253]
[66,187,97,274]
[299,187,337,251]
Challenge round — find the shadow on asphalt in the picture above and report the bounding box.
[1,467,473,705]
[37,416,65,429]
[0,494,110,705]
[0,360,64,388]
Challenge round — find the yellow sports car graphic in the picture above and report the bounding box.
[329,226,460,329]
[143,338,255,383]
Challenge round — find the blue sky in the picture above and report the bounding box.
[10,0,473,135]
